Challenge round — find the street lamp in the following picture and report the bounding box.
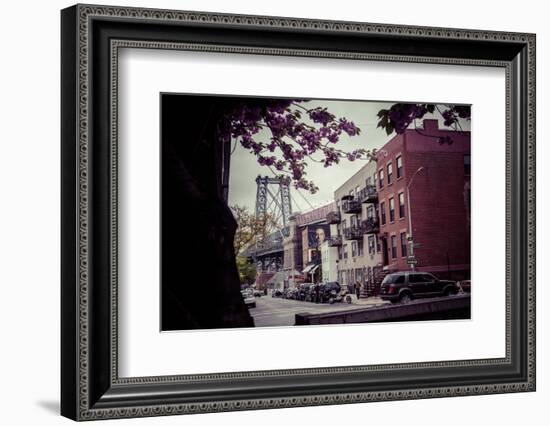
[406,166,425,271]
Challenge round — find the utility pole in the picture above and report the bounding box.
[406,166,424,271]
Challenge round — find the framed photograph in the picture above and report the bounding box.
[61,4,536,421]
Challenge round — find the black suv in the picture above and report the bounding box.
[380,272,460,304]
[317,282,341,304]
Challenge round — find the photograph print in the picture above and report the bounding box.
[161,94,471,331]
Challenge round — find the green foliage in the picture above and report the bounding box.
[231,205,279,255]
[236,256,257,285]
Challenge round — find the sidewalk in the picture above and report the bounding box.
[352,296,390,308]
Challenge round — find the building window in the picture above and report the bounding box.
[343,244,348,259]
[366,176,372,186]
[400,232,408,257]
[358,240,364,256]
[387,162,393,185]
[351,241,357,257]
[379,169,384,188]
[464,154,471,175]
[389,197,395,222]
[376,235,381,252]
[396,155,403,178]
[380,202,386,225]
[338,246,342,260]
[391,235,397,258]
[398,192,405,218]
[368,235,375,255]
[367,205,375,218]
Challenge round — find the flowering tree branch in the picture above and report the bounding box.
[376,103,471,144]
[218,99,367,194]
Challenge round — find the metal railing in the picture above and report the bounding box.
[361,217,380,234]
[343,226,363,240]
[342,199,362,214]
[328,236,343,246]
[358,184,378,203]
[326,211,341,224]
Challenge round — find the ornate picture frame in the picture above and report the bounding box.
[61,4,535,421]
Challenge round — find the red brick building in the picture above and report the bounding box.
[376,119,471,280]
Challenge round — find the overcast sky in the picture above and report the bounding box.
[227,99,470,214]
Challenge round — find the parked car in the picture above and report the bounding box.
[241,290,256,308]
[271,289,283,298]
[457,280,471,293]
[252,289,263,297]
[317,282,353,304]
[380,272,460,304]
[283,288,298,300]
[297,283,313,301]
[304,283,319,302]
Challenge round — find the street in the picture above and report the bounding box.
[249,294,387,327]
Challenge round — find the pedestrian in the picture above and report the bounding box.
[355,280,361,300]
[314,282,320,303]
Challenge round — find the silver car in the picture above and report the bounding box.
[241,290,256,308]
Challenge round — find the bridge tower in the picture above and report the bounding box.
[254,176,292,229]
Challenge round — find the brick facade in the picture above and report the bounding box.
[376,119,471,280]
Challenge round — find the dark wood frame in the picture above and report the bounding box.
[61,4,536,421]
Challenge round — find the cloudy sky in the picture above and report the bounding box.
[227,99,469,214]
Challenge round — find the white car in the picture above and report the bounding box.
[241,290,256,308]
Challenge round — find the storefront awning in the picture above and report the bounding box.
[286,269,301,278]
[302,264,320,275]
[302,264,314,274]
[309,264,320,274]
[266,271,286,285]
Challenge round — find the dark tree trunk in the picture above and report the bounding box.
[161,94,254,330]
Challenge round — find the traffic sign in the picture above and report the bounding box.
[407,256,418,265]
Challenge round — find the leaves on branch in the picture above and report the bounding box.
[218,100,366,194]
[376,103,470,136]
